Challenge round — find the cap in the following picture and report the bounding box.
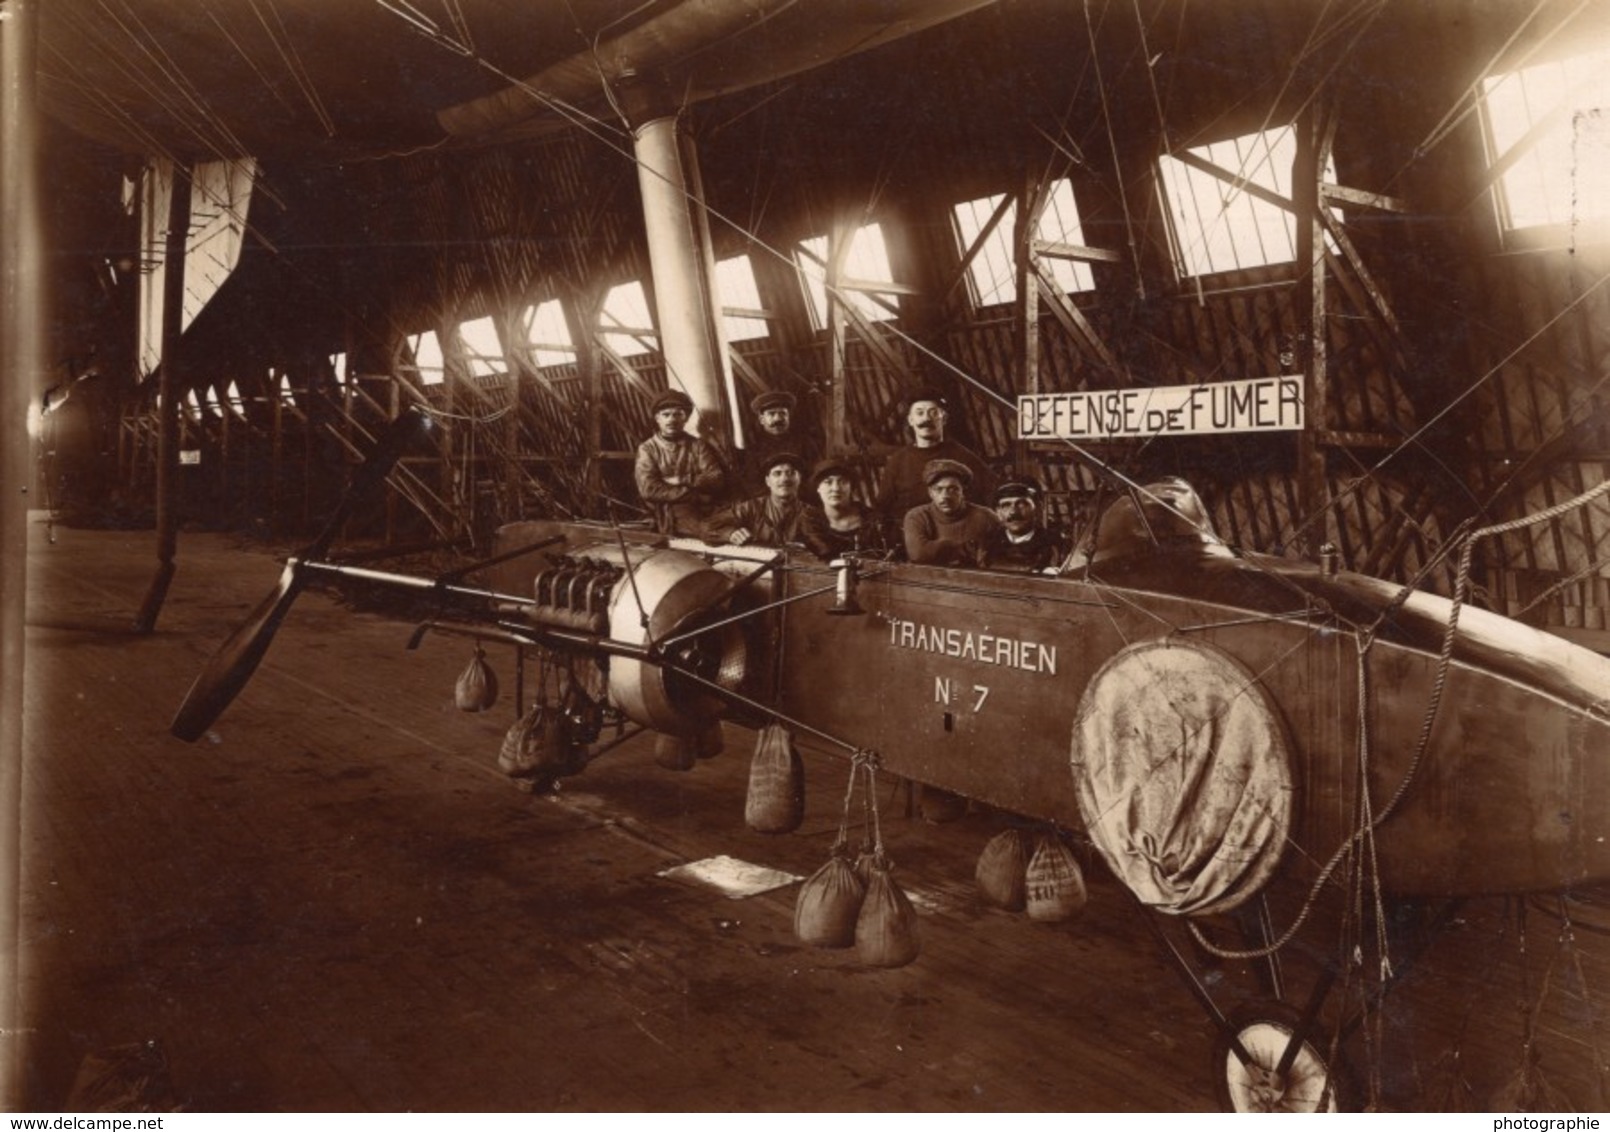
[650,389,693,415]
[751,390,796,415]
[906,387,948,412]
[923,458,972,487]
[809,456,854,489]
[760,450,805,476]
[993,480,1040,506]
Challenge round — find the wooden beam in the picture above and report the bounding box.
[1171,147,1292,214]
[1032,239,1123,263]
[1033,260,1121,375]
[1320,183,1406,213]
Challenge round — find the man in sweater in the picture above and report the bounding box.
[902,458,1000,566]
[875,389,991,524]
[633,388,727,536]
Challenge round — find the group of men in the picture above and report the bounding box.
[632,385,1068,573]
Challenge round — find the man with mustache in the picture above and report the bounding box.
[633,388,727,536]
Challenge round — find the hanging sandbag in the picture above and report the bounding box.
[745,723,805,834]
[855,857,921,968]
[975,828,1032,912]
[454,645,498,712]
[1025,833,1087,922]
[654,731,697,771]
[794,852,864,948]
[498,703,568,787]
[695,720,724,760]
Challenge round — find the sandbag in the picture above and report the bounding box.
[794,854,864,949]
[454,646,498,712]
[975,828,1031,911]
[499,704,566,785]
[855,859,920,968]
[745,723,805,834]
[1025,834,1087,922]
[654,731,696,771]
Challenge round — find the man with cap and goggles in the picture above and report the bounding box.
[875,388,991,523]
[902,457,1000,566]
[633,388,728,536]
[981,478,1069,573]
[702,449,808,548]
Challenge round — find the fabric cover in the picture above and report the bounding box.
[1071,640,1293,916]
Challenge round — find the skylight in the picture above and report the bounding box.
[1482,47,1610,234]
[459,315,505,378]
[952,179,1096,308]
[599,281,658,358]
[715,255,770,342]
[1157,125,1337,277]
[796,223,900,330]
[410,330,445,386]
[518,299,577,368]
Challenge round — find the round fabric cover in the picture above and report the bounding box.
[1071,639,1293,916]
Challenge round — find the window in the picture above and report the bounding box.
[408,330,445,386]
[796,222,900,330]
[951,179,1096,308]
[517,299,577,368]
[458,315,506,377]
[599,282,658,358]
[329,352,347,384]
[1157,126,1337,277]
[714,255,770,342]
[277,372,295,405]
[1482,47,1610,234]
[225,380,247,418]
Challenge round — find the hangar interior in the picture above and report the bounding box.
[10,0,1610,1114]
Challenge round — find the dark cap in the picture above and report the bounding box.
[759,450,804,476]
[993,480,1040,506]
[650,389,694,415]
[751,390,796,415]
[906,387,948,411]
[923,458,972,487]
[809,456,854,490]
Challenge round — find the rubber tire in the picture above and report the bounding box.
[1212,1001,1346,1112]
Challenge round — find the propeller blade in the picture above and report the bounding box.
[169,408,433,742]
[170,561,305,741]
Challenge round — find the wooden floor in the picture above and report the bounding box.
[15,516,1610,1112]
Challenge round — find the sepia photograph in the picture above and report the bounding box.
[6,0,1610,1114]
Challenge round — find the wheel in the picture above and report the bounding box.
[1212,1001,1343,1112]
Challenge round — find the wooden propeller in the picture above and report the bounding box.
[170,408,431,741]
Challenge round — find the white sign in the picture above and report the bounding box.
[1018,375,1304,441]
[179,449,202,465]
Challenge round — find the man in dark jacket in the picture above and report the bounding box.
[633,389,727,535]
[981,479,1068,572]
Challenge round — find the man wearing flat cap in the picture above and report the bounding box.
[981,479,1069,572]
[903,457,1000,566]
[876,388,991,524]
[739,388,817,493]
[703,450,808,548]
[634,387,728,536]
